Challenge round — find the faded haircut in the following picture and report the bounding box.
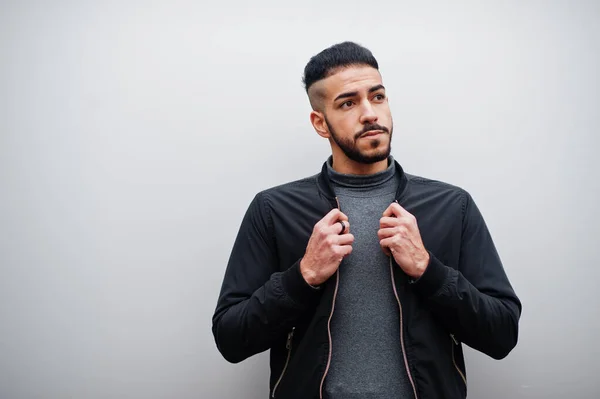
[302,41,379,93]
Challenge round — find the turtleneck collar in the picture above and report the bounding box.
[326,155,396,190]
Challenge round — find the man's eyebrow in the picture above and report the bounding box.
[369,84,385,93]
[333,85,386,102]
[334,91,358,102]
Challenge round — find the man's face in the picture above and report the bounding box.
[311,65,393,165]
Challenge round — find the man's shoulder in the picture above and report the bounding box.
[405,172,469,198]
[255,173,321,202]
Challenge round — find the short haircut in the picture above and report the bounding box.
[302,41,379,93]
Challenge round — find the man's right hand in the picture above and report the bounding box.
[300,209,354,287]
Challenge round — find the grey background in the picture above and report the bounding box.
[1,1,599,398]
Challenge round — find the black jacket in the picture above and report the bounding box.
[212,160,522,399]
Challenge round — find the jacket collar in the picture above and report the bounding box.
[316,158,409,206]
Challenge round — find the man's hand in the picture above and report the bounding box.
[300,209,354,286]
[378,202,430,279]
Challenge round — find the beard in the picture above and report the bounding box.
[325,117,393,164]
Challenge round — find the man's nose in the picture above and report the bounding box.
[359,102,378,125]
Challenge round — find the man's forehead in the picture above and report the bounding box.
[313,66,383,99]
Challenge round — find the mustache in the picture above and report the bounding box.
[355,124,390,139]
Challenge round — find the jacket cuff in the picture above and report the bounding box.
[411,251,450,298]
[280,259,322,306]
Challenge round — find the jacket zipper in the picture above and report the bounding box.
[319,197,341,399]
[451,334,467,387]
[271,327,295,398]
[390,257,419,399]
[389,199,419,398]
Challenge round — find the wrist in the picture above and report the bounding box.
[300,258,320,287]
[411,251,430,279]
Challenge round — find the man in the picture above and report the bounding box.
[212,41,521,399]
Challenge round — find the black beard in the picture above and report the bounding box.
[325,117,392,164]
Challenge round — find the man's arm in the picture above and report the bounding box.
[211,192,321,363]
[411,192,522,359]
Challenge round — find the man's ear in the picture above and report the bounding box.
[310,111,330,139]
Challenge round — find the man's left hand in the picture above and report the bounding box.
[378,202,430,279]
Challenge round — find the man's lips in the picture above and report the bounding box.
[360,130,386,138]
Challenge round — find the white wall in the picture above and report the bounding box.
[1,1,599,398]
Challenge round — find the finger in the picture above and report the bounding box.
[338,212,349,222]
[382,202,405,218]
[381,245,391,256]
[335,244,353,257]
[379,237,394,256]
[380,216,402,228]
[377,227,398,240]
[322,208,348,225]
[329,220,350,235]
[335,233,354,245]
[380,237,396,252]
[382,203,394,218]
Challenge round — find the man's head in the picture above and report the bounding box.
[303,42,393,170]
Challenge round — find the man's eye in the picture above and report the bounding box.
[374,94,386,101]
[341,101,354,108]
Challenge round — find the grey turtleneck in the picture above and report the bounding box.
[324,156,412,399]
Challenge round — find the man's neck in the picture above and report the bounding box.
[331,155,389,175]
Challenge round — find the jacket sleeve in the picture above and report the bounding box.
[412,191,522,359]
[211,192,322,363]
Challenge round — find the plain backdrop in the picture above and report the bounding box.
[1,1,599,398]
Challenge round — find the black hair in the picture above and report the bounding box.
[302,41,379,92]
